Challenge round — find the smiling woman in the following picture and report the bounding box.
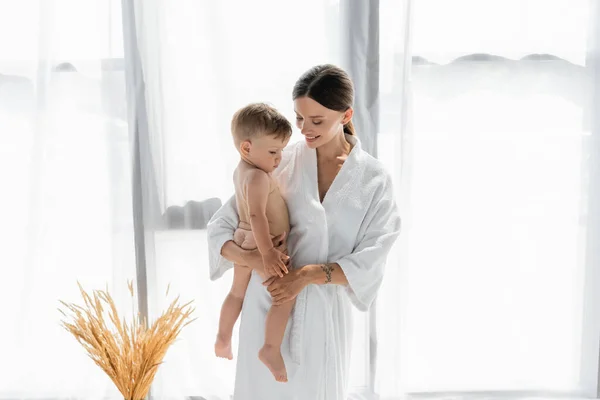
[293,64,356,145]
[207,63,401,399]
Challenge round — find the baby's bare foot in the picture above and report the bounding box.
[259,345,288,382]
[215,335,233,360]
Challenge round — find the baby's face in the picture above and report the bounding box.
[245,134,290,173]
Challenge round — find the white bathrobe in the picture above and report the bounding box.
[207,134,401,400]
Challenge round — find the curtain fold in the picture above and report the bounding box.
[0,0,136,398]
[580,1,600,396]
[377,0,600,398]
[376,1,413,397]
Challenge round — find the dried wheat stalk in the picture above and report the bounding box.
[58,281,195,400]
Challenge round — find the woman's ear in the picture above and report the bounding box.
[240,140,251,156]
[342,107,354,125]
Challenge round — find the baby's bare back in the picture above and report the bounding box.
[234,162,290,241]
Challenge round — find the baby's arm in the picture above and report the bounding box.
[246,170,289,277]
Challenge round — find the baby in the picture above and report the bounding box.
[214,103,293,383]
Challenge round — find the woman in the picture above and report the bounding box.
[207,64,401,400]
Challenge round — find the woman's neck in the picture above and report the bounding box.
[316,130,352,161]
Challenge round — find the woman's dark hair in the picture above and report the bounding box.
[292,64,355,136]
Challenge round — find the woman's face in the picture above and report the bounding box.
[293,96,349,149]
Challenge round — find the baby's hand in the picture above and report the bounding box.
[262,247,289,278]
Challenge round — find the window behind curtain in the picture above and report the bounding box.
[376,0,599,397]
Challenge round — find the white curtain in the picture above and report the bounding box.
[0,0,137,398]
[377,0,600,398]
[2,0,600,399]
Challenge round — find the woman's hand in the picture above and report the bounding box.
[263,267,308,305]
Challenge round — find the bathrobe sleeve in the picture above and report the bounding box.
[336,173,401,311]
[206,195,239,280]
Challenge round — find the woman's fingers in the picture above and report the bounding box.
[273,295,286,304]
[267,285,285,297]
[263,276,276,286]
[274,295,291,305]
[269,283,283,293]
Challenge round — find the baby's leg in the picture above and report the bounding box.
[259,299,296,382]
[215,264,252,360]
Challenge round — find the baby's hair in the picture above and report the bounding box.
[231,103,292,146]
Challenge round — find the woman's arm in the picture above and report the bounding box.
[220,234,287,271]
[207,196,239,280]
[207,195,288,280]
[266,173,401,308]
[264,263,347,305]
[334,173,401,311]
[300,263,348,285]
[220,240,257,266]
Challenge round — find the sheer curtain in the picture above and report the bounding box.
[377,0,600,398]
[0,0,137,398]
[3,0,600,399]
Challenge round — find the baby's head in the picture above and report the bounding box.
[231,103,292,173]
